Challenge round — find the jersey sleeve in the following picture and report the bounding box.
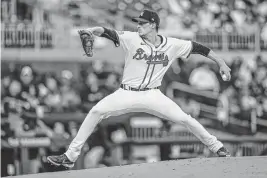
[115,31,135,51]
[173,39,192,60]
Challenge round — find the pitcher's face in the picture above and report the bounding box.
[137,22,152,36]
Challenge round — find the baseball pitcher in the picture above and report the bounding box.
[47,9,231,168]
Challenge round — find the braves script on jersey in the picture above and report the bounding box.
[118,31,191,89]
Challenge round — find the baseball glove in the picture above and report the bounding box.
[78,30,94,57]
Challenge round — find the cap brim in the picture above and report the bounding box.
[132,17,150,23]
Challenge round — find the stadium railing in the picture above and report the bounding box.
[1,24,53,49]
[1,23,267,51]
[194,30,266,51]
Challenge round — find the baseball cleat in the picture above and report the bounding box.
[217,147,231,157]
[47,154,74,168]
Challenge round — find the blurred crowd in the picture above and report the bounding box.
[1,60,121,115]
[2,0,267,37]
[165,54,267,125]
[1,60,123,176]
[166,0,267,34]
[95,0,267,38]
[222,55,267,122]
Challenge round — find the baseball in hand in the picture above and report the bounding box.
[222,74,227,81]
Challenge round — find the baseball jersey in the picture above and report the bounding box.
[117,31,192,89]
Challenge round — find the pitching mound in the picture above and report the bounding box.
[13,156,267,178]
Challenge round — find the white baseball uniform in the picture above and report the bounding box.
[65,31,223,162]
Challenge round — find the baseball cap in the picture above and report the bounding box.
[132,9,160,27]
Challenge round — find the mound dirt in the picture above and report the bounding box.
[13,156,267,178]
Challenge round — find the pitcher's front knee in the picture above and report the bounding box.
[180,114,195,124]
[90,106,108,120]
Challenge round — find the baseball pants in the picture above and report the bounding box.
[65,88,223,162]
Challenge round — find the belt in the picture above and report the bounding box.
[120,84,160,91]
